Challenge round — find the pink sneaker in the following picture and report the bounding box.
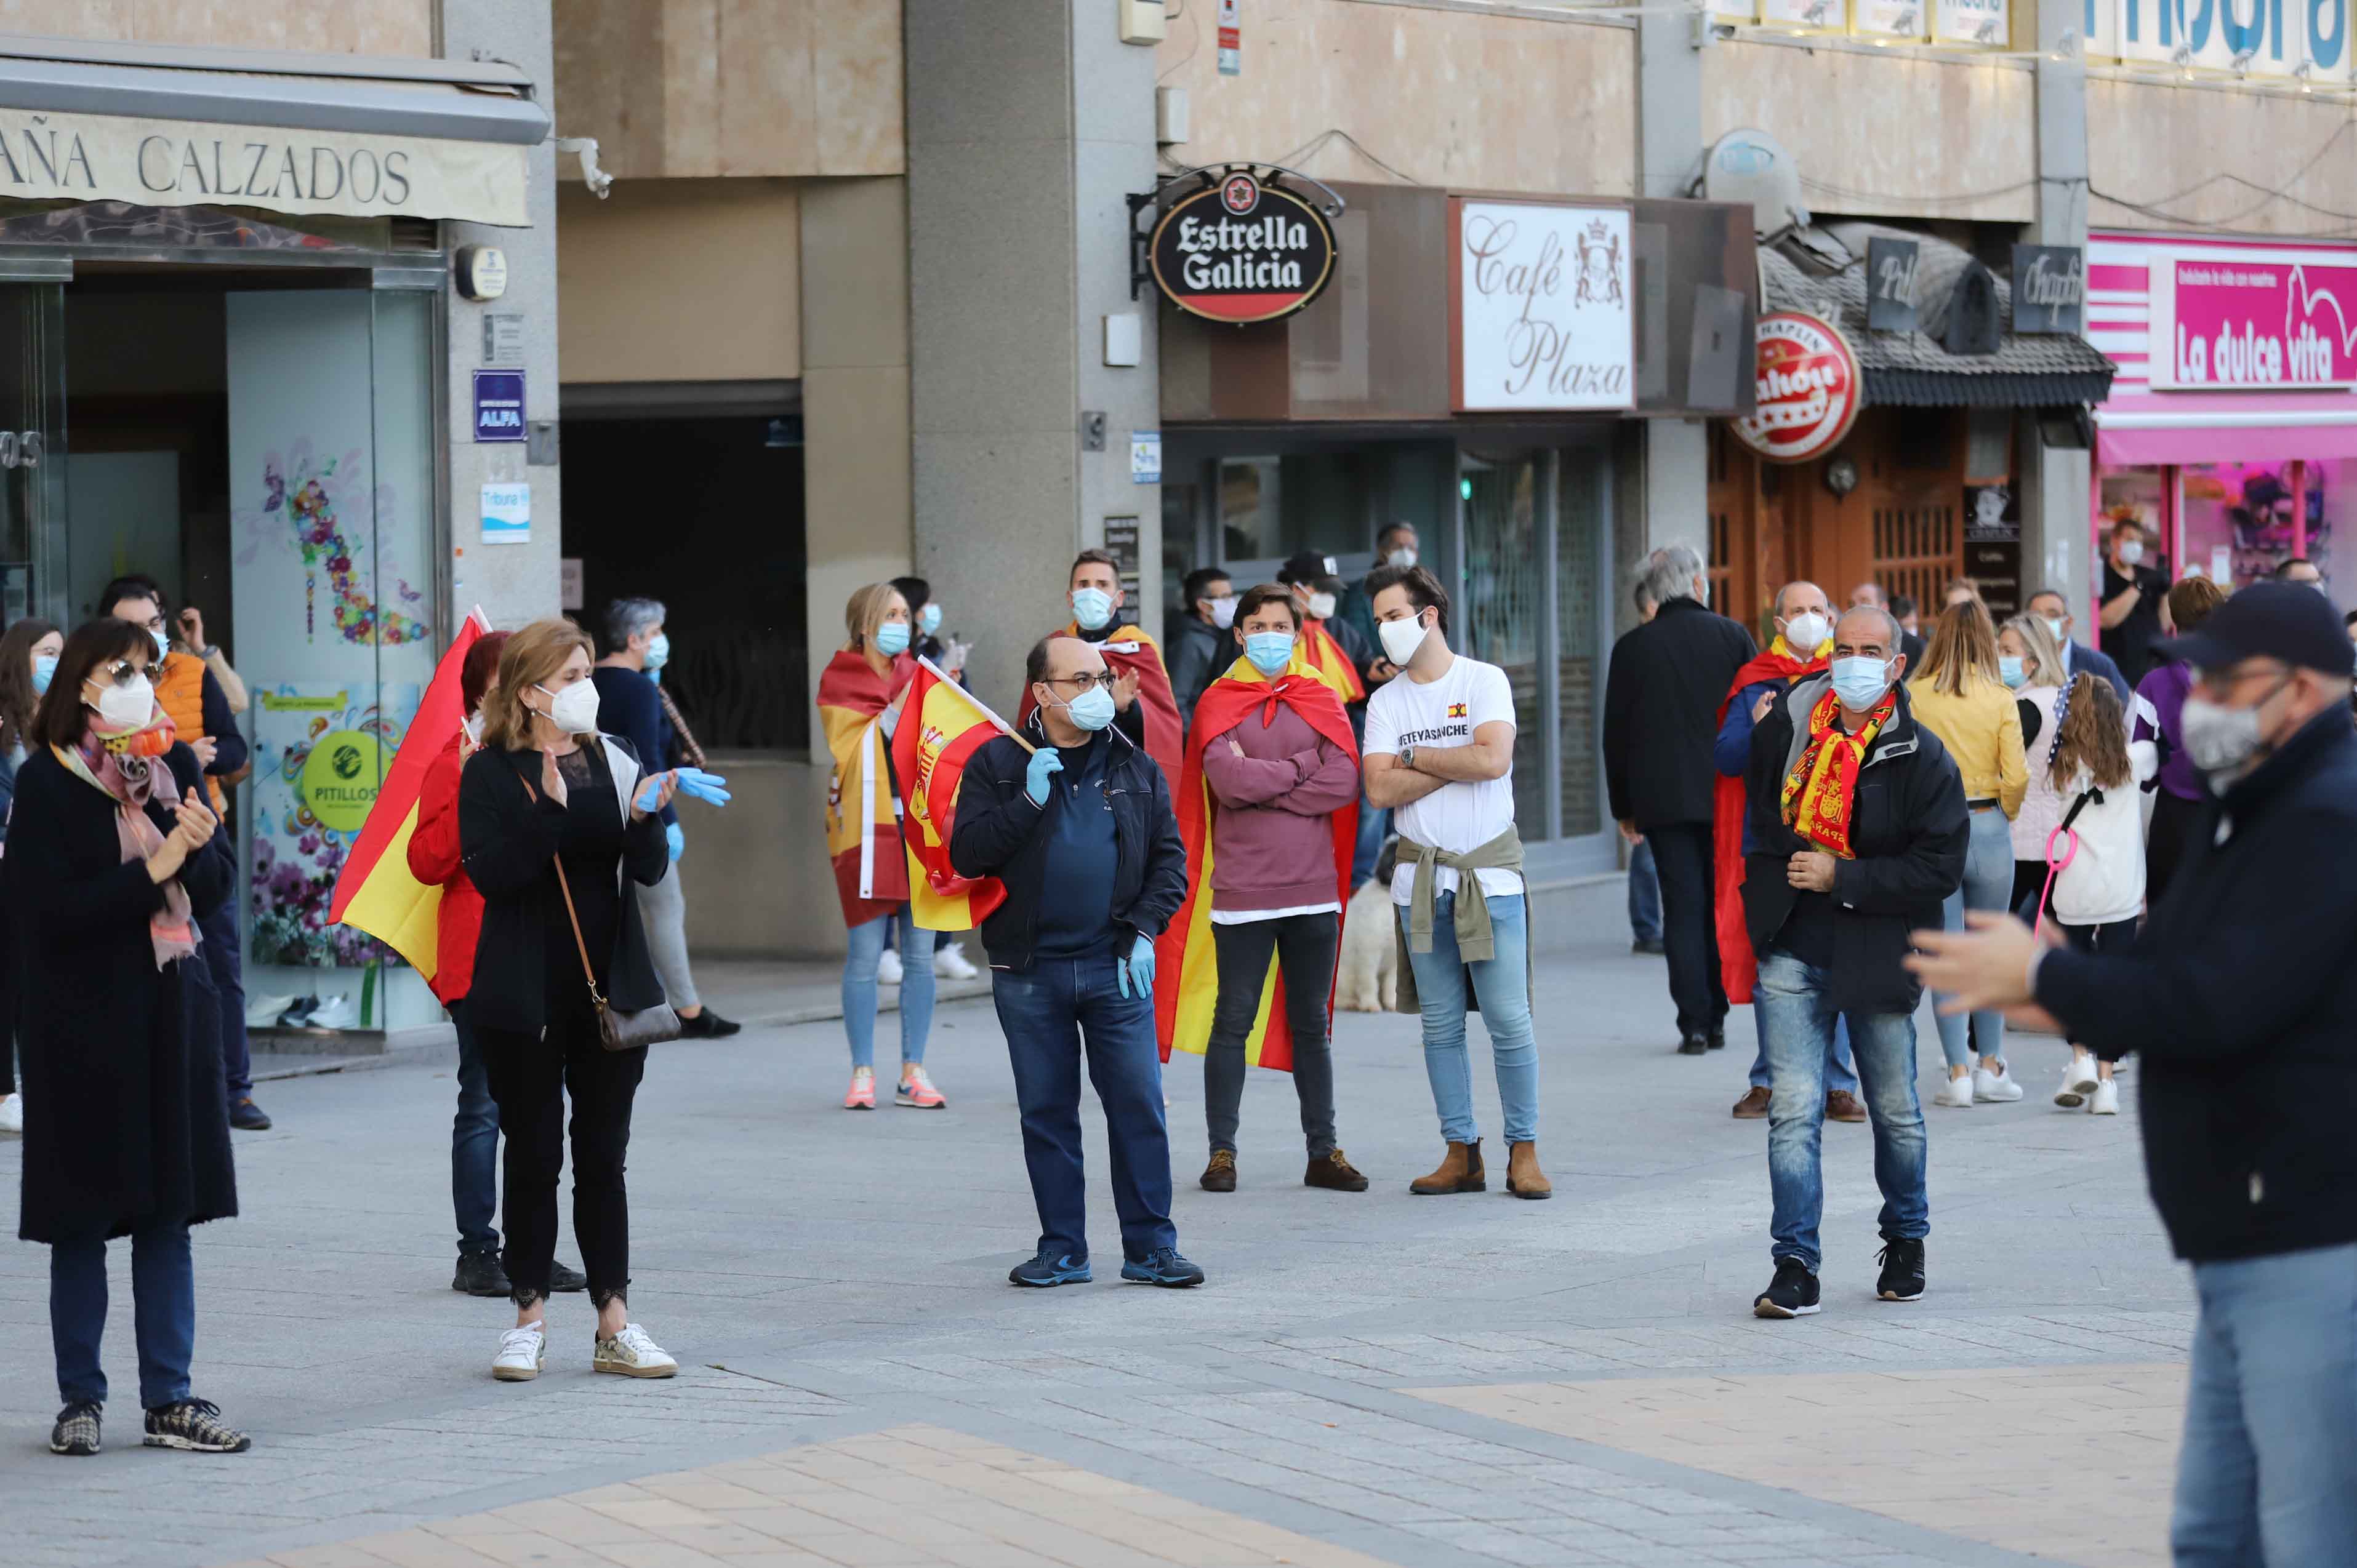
[844,1068,875,1110]
[896,1065,947,1109]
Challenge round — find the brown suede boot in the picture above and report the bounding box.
[1200,1149,1237,1193]
[1304,1148,1369,1192]
[1408,1139,1485,1195]
[1504,1141,1551,1200]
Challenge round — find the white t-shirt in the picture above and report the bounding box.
[1362,652,1523,906]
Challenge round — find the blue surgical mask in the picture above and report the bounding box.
[643,633,670,671]
[920,603,942,635]
[1830,655,1892,711]
[31,654,55,695]
[1071,587,1115,631]
[1064,684,1117,731]
[150,627,169,660]
[874,622,912,657]
[1243,632,1294,676]
[2042,615,2068,646]
[1999,655,2026,690]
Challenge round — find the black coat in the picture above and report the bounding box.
[2036,708,2357,1263]
[1603,598,1759,829]
[1166,614,1227,727]
[458,738,670,1036]
[1742,677,1968,1015]
[949,718,1187,973]
[14,742,236,1244]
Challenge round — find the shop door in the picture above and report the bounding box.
[0,279,70,626]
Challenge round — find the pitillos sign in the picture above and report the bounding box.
[1148,170,1337,325]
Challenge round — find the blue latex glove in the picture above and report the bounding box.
[673,766,732,807]
[1024,746,1064,806]
[665,822,685,862]
[1117,932,1157,999]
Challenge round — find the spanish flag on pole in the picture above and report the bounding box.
[890,657,1022,932]
[329,607,491,982]
[1154,650,1357,1071]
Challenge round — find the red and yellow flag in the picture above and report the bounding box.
[1154,650,1358,1071]
[890,657,1022,932]
[1016,622,1184,784]
[330,607,491,982]
[819,647,915,928]
[1300,618,1366,705]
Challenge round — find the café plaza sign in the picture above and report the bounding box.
[1730,311,1862,463]
[0,106,530,225]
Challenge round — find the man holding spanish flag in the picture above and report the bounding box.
[1739,604,1964,1321]
[1155,583,1366,1196]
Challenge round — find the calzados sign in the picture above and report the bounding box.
[1149,171,1337,325]
[1730,311,1861,463]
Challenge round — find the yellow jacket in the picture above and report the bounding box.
[1905,674,2027,818]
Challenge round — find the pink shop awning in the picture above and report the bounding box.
[2095,391,2357,466]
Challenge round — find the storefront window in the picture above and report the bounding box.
[1463,450,1546,834]
[1556,455,1606,839]
[2178,461,2305,589]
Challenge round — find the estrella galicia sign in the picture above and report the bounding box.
[1149,170,1338,326]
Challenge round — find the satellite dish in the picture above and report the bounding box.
[1703,128,1810,244]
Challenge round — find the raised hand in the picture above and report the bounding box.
[540,746,569,809]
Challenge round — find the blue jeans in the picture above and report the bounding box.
[1749,1012,1858,1094]
[1933,807,2014,1072]
[1399,890,1540,1145]
[50,1222,195,1409]
[1351,798,1391,891]
[990,951,1176,1262]
[197,898,252,1100]
[843,905,935,1070]
[1626,836,1663,944]
[2172,1242,2357,1567]
[1754,947,1929,1273]
[449,999,499,1254]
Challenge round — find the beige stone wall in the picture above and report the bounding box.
[2088,76,2357,235]
[1155,0,1636,196]
[1702,42,2037,223]
[555,178,803,383]
[552,0,904,180]
[0,0,432,54]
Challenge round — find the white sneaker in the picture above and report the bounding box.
[307,994,360,1030]
[2056,1054,2099,1107]
[2090,1079,2120,1116]
[593,1322,678,1378]
[0,1092,20,1135]
[1933,1076,1975,1109]
[244,993,299,1030]
[492,1322,546,1382]
[933,942,980,980]
[875,948,904,986]
[1972,1063,2025,1103]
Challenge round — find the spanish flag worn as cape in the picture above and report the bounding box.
[331,607,491,982]
[1016,623,1184,785]
[1299,617,1366,705]
[1714,637,1828,1004]
[1154,650,1358,1071]
[819,647,915,928]
[889,656,1022,932]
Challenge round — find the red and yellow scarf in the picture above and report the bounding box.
[1780,686,1894,859]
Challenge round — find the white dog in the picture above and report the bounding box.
[1335,838,1398,1013]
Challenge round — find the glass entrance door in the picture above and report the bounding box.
[0,281,69,626]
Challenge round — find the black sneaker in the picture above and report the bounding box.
[1753,1258,1822,1319]
[1631,938,1666,956]
[1677,1032,1709,1056]
[1008,1249,1092,1287]
[549,1259,588,1293]
[452,1247,511,1297]
[1876,1238,1926,1302]
[1120,1247,1206,1288]
[678,1009,742,1039]
[1706,1025,1727,1051]
[229,1097,271,1131]
[49,1401,101,1457]
[143,1398,251,1454]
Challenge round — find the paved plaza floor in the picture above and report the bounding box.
[0,916,2188,1568]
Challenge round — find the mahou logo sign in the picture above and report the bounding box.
[1150,172,1337,325]
[1730,312,1861,463]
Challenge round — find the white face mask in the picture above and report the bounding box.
[537,678,600,735]
[2118,539,2145,567]
[2182,681,2289,785]
[1386,546,1418,569]
[1307,591,1338,621]
[1780,610,1831,653]
[1208,595,1239,630]
[94,673,155,730]
[1378,611,1431,667]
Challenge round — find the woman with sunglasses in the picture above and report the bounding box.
[12,618,248,1458]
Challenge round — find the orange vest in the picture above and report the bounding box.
[153,652,225,813]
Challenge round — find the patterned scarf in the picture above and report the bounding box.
[1780,685,1897,860]
[55,705,199,969]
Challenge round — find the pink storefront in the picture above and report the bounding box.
[2088,231,2357,604]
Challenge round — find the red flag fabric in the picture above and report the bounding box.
[1015,623,1183,784]
[818,647,916,927]
[1299,618,1366,705]
[890,658,1020,932]
[1713,639,1828,1004]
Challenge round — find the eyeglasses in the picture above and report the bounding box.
[87,658,144,687]
[1044,672,1120,692]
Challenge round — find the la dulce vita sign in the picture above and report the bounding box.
[2148,247,2357,390]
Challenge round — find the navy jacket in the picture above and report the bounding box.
[2036,707,2357,1263]
[2063,640,2133,706]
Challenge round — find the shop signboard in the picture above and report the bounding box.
[2147,248,2357,390]
[1933,0,2009,46]
[472,370,526,441]
[1867,237,1921,332]
[1149,170,1336,325]
[1730,311,1863,463]
[1759,0,1845,31]
[2105,0,2349,78]
[1450,199,1636,412]
[1852,0,1931,41]
[2012,244,2086,335]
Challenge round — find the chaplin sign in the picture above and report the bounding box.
[1730,311,1861,463]
[1450,199,1636,412]
[1149,171,1336,325]
[2012,244,2086,335]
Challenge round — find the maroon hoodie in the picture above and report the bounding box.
[1202,700,1360,912]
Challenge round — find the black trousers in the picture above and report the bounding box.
[1203,912,1341,1159]
[1646,823,1726,1038]
[479,1010,646,1310]
[2146,790,2201,908]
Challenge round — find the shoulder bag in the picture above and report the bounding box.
[523,761,680,1051]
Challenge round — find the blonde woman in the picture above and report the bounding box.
[816,583,944,1111]
[459,618,679,1383]
[1998,614,2070,917]
[1906,600,2028,1108]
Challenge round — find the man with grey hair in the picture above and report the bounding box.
[593,598,741,1038]
[1604,545,1758,1054]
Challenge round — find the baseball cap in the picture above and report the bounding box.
[1280,551,1338,586]
[2152,579,2356,678]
